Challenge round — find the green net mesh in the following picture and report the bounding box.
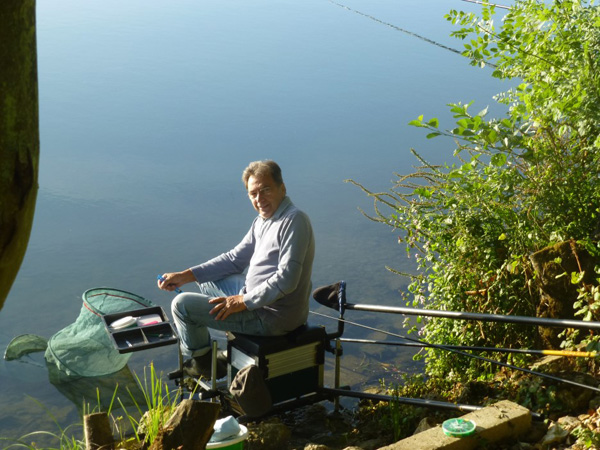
[44,288,156,377]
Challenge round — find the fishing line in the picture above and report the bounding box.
[341,338,598,358]
[328,0,463,57]
[327,0,502,69]
[340,338,597,358]
[310,309,600,394]
[461,0,512,10]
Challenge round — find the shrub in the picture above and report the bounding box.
[350,0,600,379]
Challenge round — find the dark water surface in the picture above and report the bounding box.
[1,0,509,443]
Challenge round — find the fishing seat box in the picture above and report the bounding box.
[227,325,326,404]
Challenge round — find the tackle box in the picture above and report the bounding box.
[102,306,178,353]
[227,325,326,404]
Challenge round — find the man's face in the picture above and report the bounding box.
[247,174,286,219]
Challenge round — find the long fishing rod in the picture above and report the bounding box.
[321,387,544,420]
[340,337,597,358]
[346,302,600,331]
[310,310,600,394]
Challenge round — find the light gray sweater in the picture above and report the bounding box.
[190,196,315,333]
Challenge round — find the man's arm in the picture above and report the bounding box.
[158,221,256,293]
[190,225,256,283]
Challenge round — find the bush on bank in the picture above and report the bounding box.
[350,0,600,379]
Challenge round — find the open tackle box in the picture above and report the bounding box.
[102,306,178,353]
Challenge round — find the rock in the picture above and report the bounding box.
[557,415,582,432]
[303,445,331,450]
[291,404,330,438]
[539,422,569,447]
[149,400,220,450]
[309,431,349,448]
[352,437,387,450]
[520,420,548,444]
[247,419,292,450]
[554,373,597,414]
[530,355,566,373]
[413,417,437,434]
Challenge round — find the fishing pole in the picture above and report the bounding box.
[321,387,544,420]
[345,302,600,331]
[310,310,600,394]
[339,337,597,358]
[327,0,468,60]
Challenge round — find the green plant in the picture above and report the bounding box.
[381,381,403,442]
[0,364,185,449]
[572,425,600,448]
[118,362,181,446]
[560,259,600,368]
[350,0,600,379]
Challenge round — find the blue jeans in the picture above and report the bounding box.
[171,274,273,357]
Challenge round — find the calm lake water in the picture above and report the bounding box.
[1,0,509,443]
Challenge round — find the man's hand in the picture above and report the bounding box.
[157,269,195,292]
[209,295,247,320]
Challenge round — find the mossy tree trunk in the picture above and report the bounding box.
[0,0,39,310]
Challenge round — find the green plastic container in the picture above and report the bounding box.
[206,425,248,449]
[442,418,476,437]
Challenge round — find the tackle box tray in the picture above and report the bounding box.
[102,306,178,353]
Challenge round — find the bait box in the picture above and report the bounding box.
[103,306,178,353]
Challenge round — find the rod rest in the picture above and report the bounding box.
[312,280,347,345]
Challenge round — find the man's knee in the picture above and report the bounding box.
[171,292,186,319]
[172,292,213,321]
[171,292,198,319]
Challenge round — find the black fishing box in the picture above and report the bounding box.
[227,325,326,404]
[102,306,178,353]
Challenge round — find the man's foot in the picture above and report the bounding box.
[182,350,227,379]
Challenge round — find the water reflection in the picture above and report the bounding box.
[1,0,507,442]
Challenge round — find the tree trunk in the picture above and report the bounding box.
[0,0,40,310]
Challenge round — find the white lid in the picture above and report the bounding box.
[110,316,136,330]
[206,425,248,449]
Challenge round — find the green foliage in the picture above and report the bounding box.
[356,376,445,442]
[0,365,183,450]
[513,377,560,415]
[572,426,600,448]
[561,252,600,356]
[350,0,600,379]
[118,362,181,447]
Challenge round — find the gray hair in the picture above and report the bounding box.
[242,160,283,188]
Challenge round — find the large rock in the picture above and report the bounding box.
[149,400,220,450]
[247,419,292,450]
[377,400,531,450]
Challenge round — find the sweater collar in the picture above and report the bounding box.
[263,196,291,221]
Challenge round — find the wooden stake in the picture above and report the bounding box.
[84,412,114,450]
